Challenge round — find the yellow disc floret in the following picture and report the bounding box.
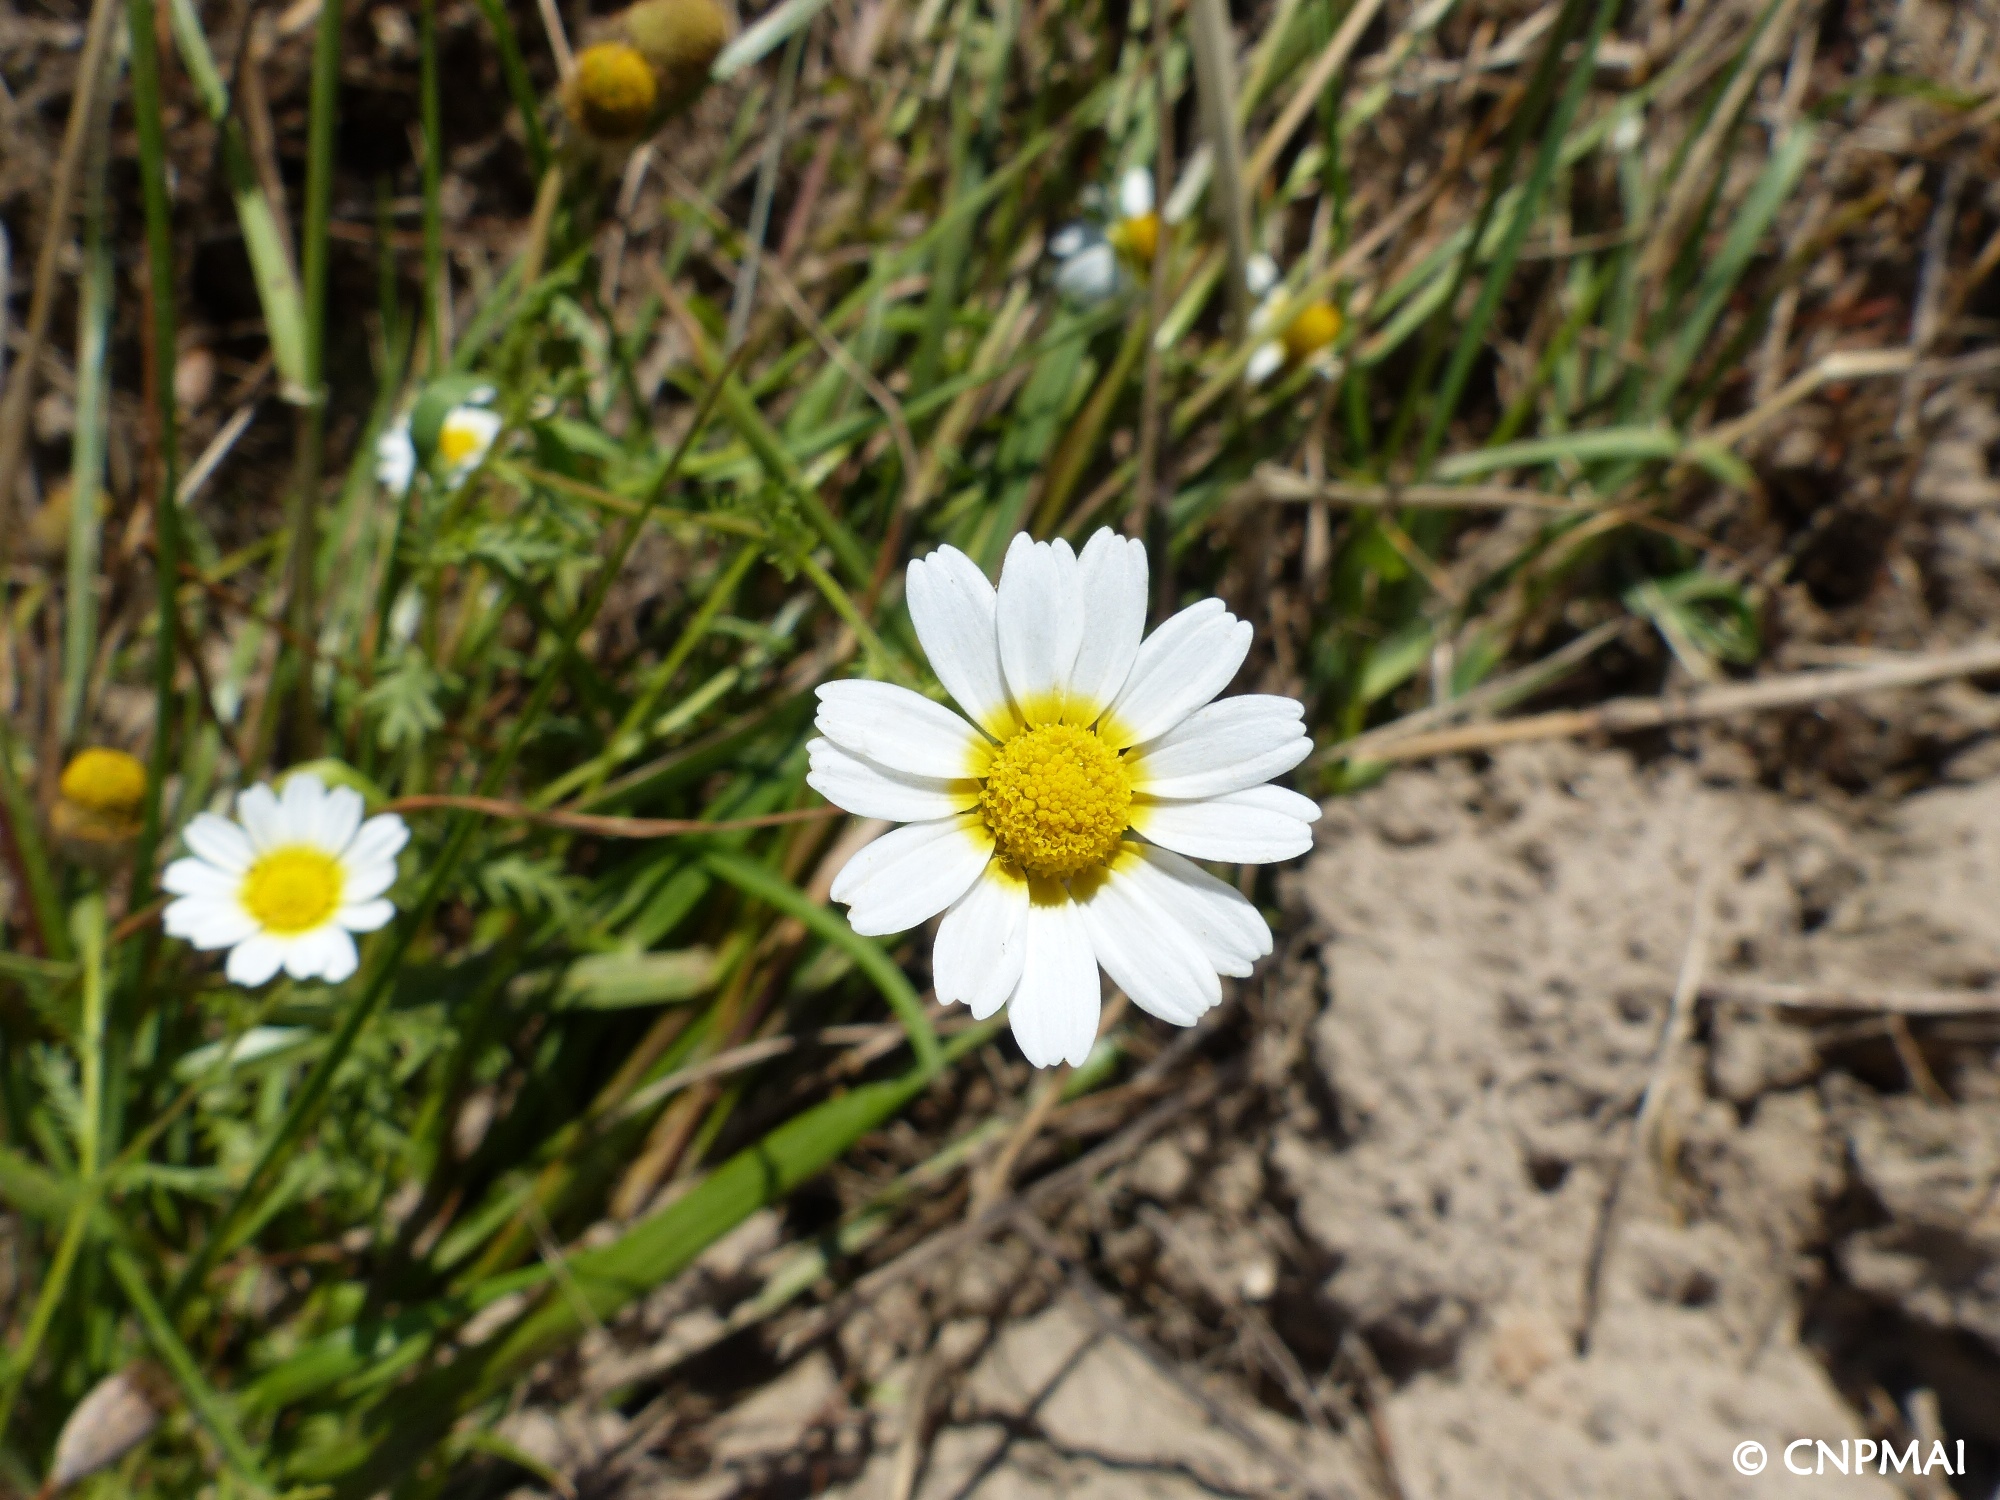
[59,748,147,817]
[437,414,488,469]
[978,723,1132,881]
[1109,211,1161,266]
[1282,301,1343,364]
[241,847,344,935]
[566,42,660,142]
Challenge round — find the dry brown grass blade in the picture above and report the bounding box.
[1338,639,2000,763]
[1243,0,1391,189]
[1187,0,1252,335]
[1577,853,1722,1353]
[1701,978,2000,1016]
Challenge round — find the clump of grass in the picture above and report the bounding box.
[0,0,1986,1489]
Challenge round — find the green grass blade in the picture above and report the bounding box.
[702,848,942,1076]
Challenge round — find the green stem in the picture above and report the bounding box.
[280,0,343,758]
[420,0,446,372]
[125,0,182,915]
[0,715,68,961]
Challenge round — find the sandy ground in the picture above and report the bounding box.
[490,736,2000,1500]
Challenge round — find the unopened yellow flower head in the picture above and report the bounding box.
[1281,301,1343,365]
[53,748,147,846]
[566,42,659,142]
[623,0,727,102]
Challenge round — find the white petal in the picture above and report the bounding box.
[1048,223,1091,260]
[995,534,1083,726]
[340,859,399,904]
[236,784,287,853]
[906,546,1018,739]
[1102,599,1252,748]
[807,738,979,823]
[934,862,1030,1018]
[1055,242,1119,305]
[162,857,241,902]
[1118,166,1155,219]
[375,423,416,496]
[1073,857,1221,1026]
[1007,890,1100,1068]
[1064,529,1148,727]
[1245,342,1285,386]
[1245,253,1279,298]
[279,772,327,844]
[1008,892,1104,1072]
[284,926,357,983]
[1119,844,1272,975]
[815,680,991,780]
[225,934,287,987]
[1127,695,1311,798]
[311,783,364,855]
[164,894,256,949]
[1134,783,1319,864]
[182,813,254,873]
[829,814,995,937]
[337,898,396,933]
[345,813,411,868]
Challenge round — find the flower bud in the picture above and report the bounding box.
[565,41,660,143]
[623,0,727,105]
[54,748,148,847]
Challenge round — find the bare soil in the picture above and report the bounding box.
[474,727,2000,1500]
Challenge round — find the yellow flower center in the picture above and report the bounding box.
[1282,301,1343,364]
[1109,211,1161,265]
[437,416,490,469]
[568,42,660,140]
[240,847,344,935]
[978,723,1132,881]
[59,748,147,816]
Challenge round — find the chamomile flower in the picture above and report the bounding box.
[1050,167,1163,306]
[807,530,1319,1068]
[1244,253,1343,386]
[376,381,502,495]
[163,773,409,987]
[436,403,503,485]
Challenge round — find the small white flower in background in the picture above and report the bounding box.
[806,529,1319,1068]
[163,774,409,987]
[375,417,417,497]
[436,404,503,485]
[375,384,501,493]
[1049,167,1163,307]
[1244,253,1344,387]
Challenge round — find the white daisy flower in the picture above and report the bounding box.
[376,417,417,497]
[162,773,410,987]
[806,530,1319,1068]
[1049,166,1163,307]
[1244,256,1344,387]
[436,404,503,485]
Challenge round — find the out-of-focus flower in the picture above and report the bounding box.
[163,773,409,987]
[1244,253,1343,386]
[1050,167,1164,307]
[377,380,502,494]
[435,405,503,485]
